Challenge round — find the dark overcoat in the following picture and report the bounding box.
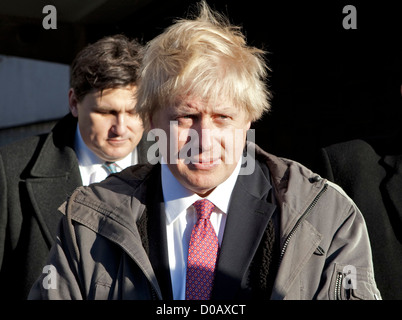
[0,113,151,299]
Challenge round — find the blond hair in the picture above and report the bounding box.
[136,1,271,130]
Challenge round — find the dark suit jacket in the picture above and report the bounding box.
[0,113,151,299]
[314,134,402,299]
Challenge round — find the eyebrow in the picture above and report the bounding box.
[174,103,236,115]
[94,105,136,113]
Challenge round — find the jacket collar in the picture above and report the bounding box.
[30,113,79,178]
[253,143,326,241]
[26,114,82,245]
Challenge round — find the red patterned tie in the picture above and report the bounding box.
[185,199,219,300]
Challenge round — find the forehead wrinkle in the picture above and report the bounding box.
[175,98,237,115]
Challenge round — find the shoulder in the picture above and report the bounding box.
[0,134,44,154]
[320,139,383,178]
[0,134,48,169]
[66,164,158,206]
[59,164,159,226]
[321,139,377,162]
[254,143,320,186]
[0,115,74,163]
[117,163,158,183]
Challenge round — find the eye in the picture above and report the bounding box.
[175,113,198,121]
[215,114,232,121]
[174,114,197,127]
[95,107,112,115]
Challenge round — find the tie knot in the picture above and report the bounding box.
[102,162,118,174]
[193,199,215,220]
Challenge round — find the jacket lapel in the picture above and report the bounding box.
[26,114,82,246]
[383,155,402,227]
[212,161,277,299]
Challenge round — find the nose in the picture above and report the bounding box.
[111,113,127,136]
[197,117,213,152]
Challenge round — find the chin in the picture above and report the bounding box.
[185,175,223,196]
[104,147,131,159]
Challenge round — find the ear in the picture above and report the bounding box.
[68,88,79,117]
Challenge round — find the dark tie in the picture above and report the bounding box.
[185,199,219,300]
[102,162,118,174]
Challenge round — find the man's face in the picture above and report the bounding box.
[69,85,144,162]
[151,96,251,197]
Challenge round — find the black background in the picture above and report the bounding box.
[1,0,401,167]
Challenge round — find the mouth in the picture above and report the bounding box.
[107,138,128,146]
[187,158,221,170]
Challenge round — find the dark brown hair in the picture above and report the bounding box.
[70,34,143,101]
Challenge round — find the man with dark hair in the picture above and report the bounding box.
[0,35,150,299]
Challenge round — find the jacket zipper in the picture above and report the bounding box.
[278,183,328,266]
[334,272,343,300]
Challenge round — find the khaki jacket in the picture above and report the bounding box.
[28,143,381,300]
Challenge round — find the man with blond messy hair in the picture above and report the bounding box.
[29,1,380,300]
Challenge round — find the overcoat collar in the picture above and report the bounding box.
[29,114,79,178]
[26,114,82,246]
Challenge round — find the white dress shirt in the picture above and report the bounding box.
[74,127,138,186]
[161,157,242,300]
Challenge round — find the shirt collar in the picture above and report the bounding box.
[162,157,242,224]
[75,127,103,178]
[115,151,136,171]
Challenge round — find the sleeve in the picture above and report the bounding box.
[319,184,382,300]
